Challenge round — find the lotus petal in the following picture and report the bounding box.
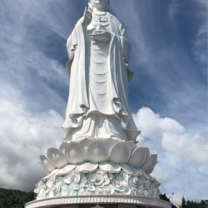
[79,138,92,154]
[41,169,59,182]
[147,166,155,175]
[87,140,109,163]
[47,147,69,169]
[109,142,131,164]
[141,154,157,174]
[136,167,155,181]
[39,155,55,173]
[39,162,50,175]
[65,142,86,164]
[59,142,68,153]
[126,141,138,153]
[55,164,76,177]
[99,162,121,173]
[105,139,118,153]
[128,147,149,168]
[119,164,141,176]
[75,162,98,173]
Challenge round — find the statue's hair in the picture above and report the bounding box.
[88,0,110,12]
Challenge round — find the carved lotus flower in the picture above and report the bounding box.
[35,169,161,199]
[129,177,141,188]
[87,184,96,192]
[95,187,102,195]
[52,184,61,195]
[39,139,158,179]
[88,170,111,187]
[63,171,81,184]
[113,177,127,193]
[102,184,114,194]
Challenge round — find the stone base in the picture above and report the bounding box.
[25,195,171,208]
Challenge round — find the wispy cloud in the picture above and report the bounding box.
[192,0,207,65]
[0,0,207,203]
[0,95,64,190]
[133,107,208,203]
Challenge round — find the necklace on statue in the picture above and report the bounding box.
[93,10,107,16]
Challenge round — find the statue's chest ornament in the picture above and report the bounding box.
[91,13,110,26]
[88,15,111,42]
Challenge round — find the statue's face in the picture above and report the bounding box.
[91,0,109,10]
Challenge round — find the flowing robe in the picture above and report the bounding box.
[62,12,140,142]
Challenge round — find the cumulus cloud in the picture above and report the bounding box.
[151,165,170,184]
[0,96,64,191]
[133,107,208,203]
[133,107,208,165]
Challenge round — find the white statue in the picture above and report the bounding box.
[31,1,161,204]
[62,0,140,142]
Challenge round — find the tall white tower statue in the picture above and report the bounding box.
[25,1,171,208]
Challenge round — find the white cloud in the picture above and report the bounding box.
[162,133,208,165]
[151,165,170,184]
[133,107,208,165]
[0,96,64,191]
[169,0,207,66]
[169,0,181,21]
[133,107,208,202]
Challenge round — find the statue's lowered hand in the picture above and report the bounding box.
[80,7,92,27]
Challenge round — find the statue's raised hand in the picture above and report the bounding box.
[80,7,92,27]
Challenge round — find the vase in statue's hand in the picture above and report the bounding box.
[80,7,92,27]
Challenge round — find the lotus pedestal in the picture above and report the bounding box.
[25,195,171,208]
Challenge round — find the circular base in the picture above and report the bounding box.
[25,195,171,208]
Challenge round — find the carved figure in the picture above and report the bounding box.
[62,0,140,142]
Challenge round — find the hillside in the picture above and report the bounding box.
[0,188,35,208]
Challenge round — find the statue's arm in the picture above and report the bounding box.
[66,28,78,79]
[118,24,134,82]
[118,24,132,61]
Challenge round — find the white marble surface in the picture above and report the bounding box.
[34,167,160,200]
[62,0,140,143]
[39,139,157,176]
[25,195,172,208]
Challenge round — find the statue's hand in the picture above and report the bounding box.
[80,7,92,27]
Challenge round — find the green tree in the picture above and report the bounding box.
[182,196,186,208]
[0,188,35,208]
[159,193,171,202]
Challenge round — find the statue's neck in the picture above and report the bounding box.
[93,9,108,16]
[93,7,107,13]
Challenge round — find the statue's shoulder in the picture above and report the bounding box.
[109,13,127,36]
[109,13,121,26]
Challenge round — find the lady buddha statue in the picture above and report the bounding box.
[62,0,140,143]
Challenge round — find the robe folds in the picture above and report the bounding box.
[62,13,140,143]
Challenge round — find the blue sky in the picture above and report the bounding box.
[0,0,207,205]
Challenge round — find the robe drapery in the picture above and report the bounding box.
[62,13,140,143]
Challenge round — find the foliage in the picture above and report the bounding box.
[160,193,171,202]
[181,196,208,208]
[182,196,186,208]
[182,199,208,208]
[0,188,35,208]
[160,194,208,208]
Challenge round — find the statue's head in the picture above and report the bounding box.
[88,0,110,12]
